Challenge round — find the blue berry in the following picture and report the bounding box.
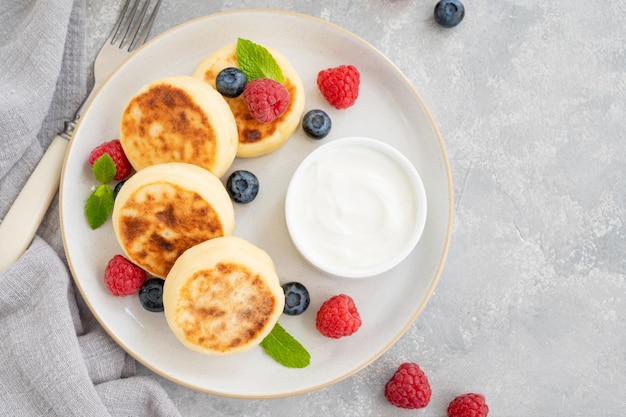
[302,109,332,139]
[215,67,247,98]
[226,170,259,203]
[434,0,465,28]
[138,278,164,312]
[281,282,310,316]
[113,179,126,200]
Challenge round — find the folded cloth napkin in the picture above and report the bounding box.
[0,1,182,416]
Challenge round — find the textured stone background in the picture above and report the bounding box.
[86,0,626,415]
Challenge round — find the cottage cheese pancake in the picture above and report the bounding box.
[193,44,305,158]
[112,162,235,278]
[119,75,238,177]
[163,236,285,355]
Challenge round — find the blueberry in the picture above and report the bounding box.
[113,179,126,200]
[281,282,310,316]
[138,278,164,312]
[226,170,259,203]
[215,67,247,98]
[302,109,332,139]
[434,0,465,28]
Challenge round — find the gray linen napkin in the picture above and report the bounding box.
[0,1,182,416]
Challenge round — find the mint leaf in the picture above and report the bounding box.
[236,38,284,84]
[260,322,310,368]
[92,153,116,184]
[85,184,114,229]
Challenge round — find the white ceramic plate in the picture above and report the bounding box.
[60,9,453,398]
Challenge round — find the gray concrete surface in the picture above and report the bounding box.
[85,0,626,415]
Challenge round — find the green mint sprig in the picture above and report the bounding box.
[92,153,116,183]
[236,38,284,84]
[85,154,116,230]
[85,184,114,229]
[261,322,310,368]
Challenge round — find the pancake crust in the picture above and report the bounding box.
[120,75,238,177]
[193,44,305,158]
[112,162,235,278]
[164,236,285,355]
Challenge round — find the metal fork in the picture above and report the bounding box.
[0,0,162,272]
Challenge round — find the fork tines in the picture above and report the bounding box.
[109,0,163,53]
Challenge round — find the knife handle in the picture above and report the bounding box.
[0,135,68,272]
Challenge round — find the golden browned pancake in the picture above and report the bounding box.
[193,44,305,158]
[111,162,235,278]
[163,236,285,355]
[119,75,238,178]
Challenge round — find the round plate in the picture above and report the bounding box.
[60,9,453,398]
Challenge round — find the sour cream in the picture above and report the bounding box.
[285,137,427,278]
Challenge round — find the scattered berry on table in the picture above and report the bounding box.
[226,170,259,203]
[434,0,465,28]
[243,78,290,123]
[104,254,147,296]
[215,67,247,98]
[384,362,432,409]
[447,393,489,417]
[113,179,126,200]
[315,294,361,338]
[138,278,165,312]
[281,282,310,315]
[302,109,332,139]
[88,139,132,181]
[316,65,360,109]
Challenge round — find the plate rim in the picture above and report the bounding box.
[60,8,454,398]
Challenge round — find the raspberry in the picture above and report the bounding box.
[447,393,489,417]
[316,64,360,109]
[88,139,132,181]
[243,78,290,123]
[104,254,147,296]
[315,294,361,338]
[384,362,431,409]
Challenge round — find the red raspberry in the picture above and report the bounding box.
[104,255,147,296]
[243,78,290,123]
[315,294,361,338]
[316,64,360,109]
[384,362,432,409]
[88,139,132,181]
[447,393,489,417]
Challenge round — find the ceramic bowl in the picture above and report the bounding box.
[285,136,427,278]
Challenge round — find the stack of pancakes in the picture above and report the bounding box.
[111,41,303,355]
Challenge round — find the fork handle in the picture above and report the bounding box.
[0,134,69,272]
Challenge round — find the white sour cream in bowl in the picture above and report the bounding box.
[285,136,427,278]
